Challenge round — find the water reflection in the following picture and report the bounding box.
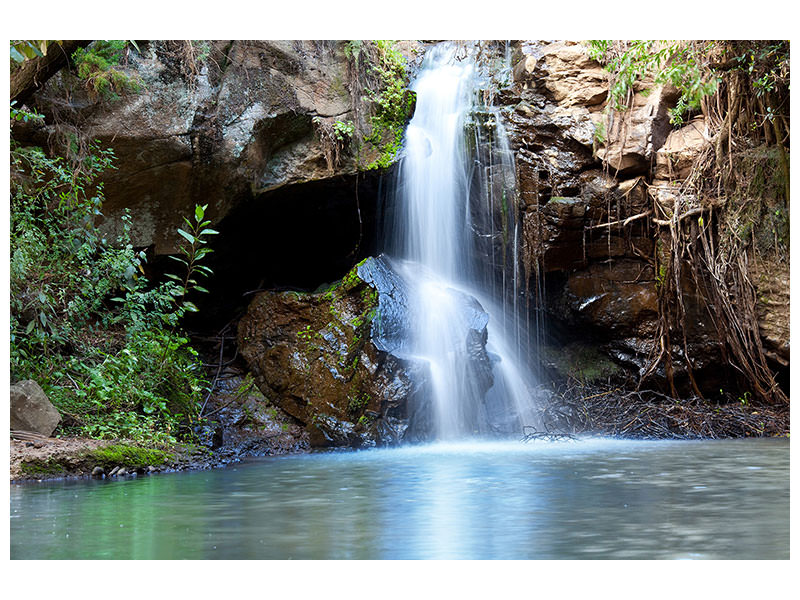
[10,438,789,559]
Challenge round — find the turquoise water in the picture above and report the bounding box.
[10,437,789,559]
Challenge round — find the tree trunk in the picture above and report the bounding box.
[10,40,92,105]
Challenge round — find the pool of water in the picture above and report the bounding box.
[10,437,789,559]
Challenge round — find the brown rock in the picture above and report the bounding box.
[595,83,680,175]
[654,117,711,181]
[28,41,363,254]
[540,42,607,107]
[10,380,61,437]
[564,260,659,337]
[237,261,418,447]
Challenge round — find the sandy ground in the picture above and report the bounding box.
[10,437,112,481]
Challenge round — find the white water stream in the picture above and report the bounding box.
[389,43,538,439]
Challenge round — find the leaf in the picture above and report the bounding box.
[193,285,209,294]
[10,46,25,62]
[177,228,195,244]
[25,320,36,334]
[200,228,219,236]
[195,204,205,222]
[183,301,199,312]
[168,255,188,265]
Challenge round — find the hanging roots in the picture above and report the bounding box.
[636,46,789,406]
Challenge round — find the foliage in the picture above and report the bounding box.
[72,40,141,100]
[727,41,789,102]
[165,203,218,316]
[345,40,415,170]
[10,126,213,445]
[10,40,61,63]
[587,40,719,125]
[10,101,45,123]
[312,117,355,171]
[333,119,355,141]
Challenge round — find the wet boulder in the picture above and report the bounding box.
[238,256,428,448]
[238,255,496,446]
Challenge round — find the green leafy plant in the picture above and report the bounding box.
[10,129,214,445]
[165,203,218,316]
[345,40,414,170]
[10,40,60,63]
[71,40,141,100]
[586,40,719,125]
[333,119,355,141]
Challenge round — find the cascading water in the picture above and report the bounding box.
[385,42,539,439]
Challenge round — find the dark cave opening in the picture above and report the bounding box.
[166,170,389,333]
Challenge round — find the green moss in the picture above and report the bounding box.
[20,459,65,477]
[548,196,582,205]
[84,444,174,469]
[347,391,371,415]
[347,40,415,171]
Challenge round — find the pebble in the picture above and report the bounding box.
[147,465,157,473]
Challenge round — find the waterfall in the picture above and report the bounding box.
[385,42,539,439]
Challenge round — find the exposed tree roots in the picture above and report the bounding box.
[533,382,789,440]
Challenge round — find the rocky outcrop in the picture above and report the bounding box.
[653,116,711,182]
[595,82,681,175]
[501,40,788,397]
[237,255,498,446]
[26,41,364,253]
[237,256,424,447]
[10,380,61,437]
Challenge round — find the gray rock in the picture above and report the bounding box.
[25,41,365,255]
[91,467,104,477]
[117,467,128,477]
[10,380,61,437]
[109,466,120,476]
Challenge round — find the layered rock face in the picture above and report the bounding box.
[29,41,360,253]
[500,40,788,394]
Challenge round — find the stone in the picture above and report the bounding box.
[109,466,120,476]
[595,83,680,175]
[654,117,711,181]
[562,260,659,338]
[117,467,128,477]
[238,255,494,447]
[91,467,104,477]
[540,42,608,108]
[10,380,61,437]
[23,40,364,254]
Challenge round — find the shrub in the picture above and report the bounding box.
[10,120,213,445]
